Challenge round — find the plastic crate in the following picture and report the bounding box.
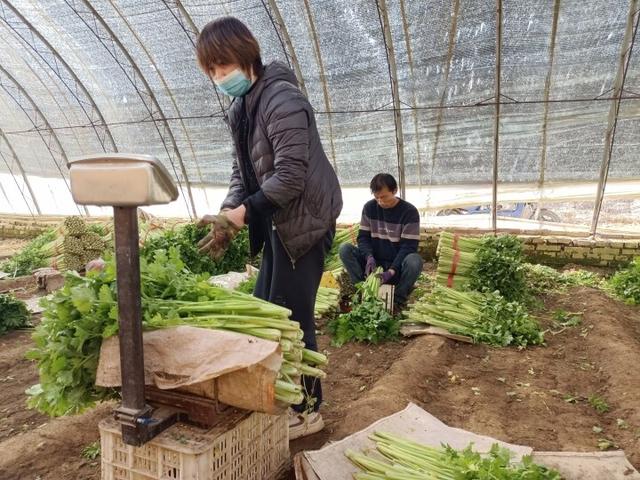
[100,409,289,480]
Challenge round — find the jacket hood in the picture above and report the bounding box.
[244,61,298,114]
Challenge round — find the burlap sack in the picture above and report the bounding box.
[96,326,284,414]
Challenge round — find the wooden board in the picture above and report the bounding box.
[400,323,473,343]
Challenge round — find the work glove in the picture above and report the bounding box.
[197,214,241,261]
[364,255,377,277]
[85,258,106,273]
[379,269,396,285]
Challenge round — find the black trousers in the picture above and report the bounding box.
[254,221,334,412]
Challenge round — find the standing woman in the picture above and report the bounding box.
[196,17,342,439]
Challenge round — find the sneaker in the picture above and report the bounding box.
[288,410,324,440]
[393,301,407,316]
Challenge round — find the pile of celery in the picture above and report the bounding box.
[346,432,562,480]
[404,285,544,347]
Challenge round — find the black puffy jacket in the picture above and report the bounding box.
[221,61,342,262]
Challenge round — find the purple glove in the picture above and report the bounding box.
[380,269,396,284]
[364,256,376,276]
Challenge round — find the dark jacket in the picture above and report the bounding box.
[221,61,342,262]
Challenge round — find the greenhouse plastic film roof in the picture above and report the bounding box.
[0,0,638,231]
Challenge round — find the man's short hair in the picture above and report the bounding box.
[370,173,398,193]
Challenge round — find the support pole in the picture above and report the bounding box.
[590,0,640,236]
[113,206,149,445]
[376,0,406,198]
[492,0,503,232]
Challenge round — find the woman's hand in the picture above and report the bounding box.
[225,204,246,228]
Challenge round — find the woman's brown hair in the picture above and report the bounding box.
[196,17,263,77]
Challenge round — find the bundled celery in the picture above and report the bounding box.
[27,247,327,416]
[328,268,399,346]
[0,230,56,277]
[435,232,483,289]
[347,431,563,480]
[42,216,110,272]
[404,285,544,347]
[324,224,359,271]
[436,232,527,303]
[315,286,341,318]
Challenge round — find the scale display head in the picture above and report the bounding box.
[67,154,179,207]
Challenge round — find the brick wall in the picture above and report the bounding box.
[418,231,640,268]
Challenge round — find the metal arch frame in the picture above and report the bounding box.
[0,33,91,158]
[105,0,209,214]
[259,0,293,70]
[301,0,338,173]
[0,65,87,215]
[62,0,197,219]
[159,0,229,117]
[0,127,39,214]
[590,0,640,235]
[265,0,308,98]
[375,0,406,199]
[535,0,562,220]
[0,179,14,211]
[0,0,117,154]
[398,0,423,188]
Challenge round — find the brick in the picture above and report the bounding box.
[571,252,587,259]
[522,244,536,251]
[615,255,632,261]
[586,251,601,259]
[623,241,640,248]
[597,247,622,256]
[531,237,545,244]
[572,239,596,247]
[599,260,611,266]
[552,236,573,245]
[564,246,587,254]
[594,240,611,248]
[538,245,562,252]
[622,248,639,255]
[600,254,616,261]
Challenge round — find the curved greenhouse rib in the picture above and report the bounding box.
[591,0,640,235]
[0,65,86,215]
[0,34,90,159]
[62,0,196,219]
[0,127,39,214]
[301,0,338,173]
[0,0,117,154]
[376,0,406,198]
[265,0,308,98]
[106,0,207,213]
[160,0,228,116]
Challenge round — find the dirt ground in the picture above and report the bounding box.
[1,285,639,479]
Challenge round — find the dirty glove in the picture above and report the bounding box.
[85,258,106,273]
[379,269,396,285]
[197,214,241,261]
[364,255,377,277]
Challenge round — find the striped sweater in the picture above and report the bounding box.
[357,198,420,272]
